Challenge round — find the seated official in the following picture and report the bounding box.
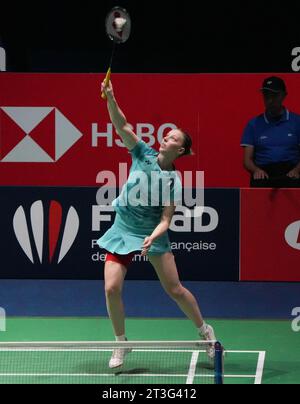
[241,76,300,188]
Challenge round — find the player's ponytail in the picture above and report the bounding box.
[179,130,194,157]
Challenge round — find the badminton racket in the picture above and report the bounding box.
[101,6,131,99]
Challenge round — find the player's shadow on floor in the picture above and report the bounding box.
[114,368,149,376]
[198,363,214,370]
[261,364,291,383]
[75,361,149,376]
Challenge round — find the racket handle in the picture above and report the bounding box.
[101,68,111,100]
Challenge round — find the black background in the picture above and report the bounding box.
[1,0,300,72]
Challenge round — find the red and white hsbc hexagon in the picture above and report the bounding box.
[241,188,300,281]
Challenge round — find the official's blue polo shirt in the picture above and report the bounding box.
[241,109,300,166]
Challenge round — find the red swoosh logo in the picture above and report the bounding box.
[49,201,62,263]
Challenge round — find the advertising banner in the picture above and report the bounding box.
[241,188,300,281]
[0,187,239,281]
[1,73,300,188]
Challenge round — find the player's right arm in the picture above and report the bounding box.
[101,80,139,150]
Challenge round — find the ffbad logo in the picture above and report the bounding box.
[13,201,79,264]
[0,107,83,162]
[285,221,300,250]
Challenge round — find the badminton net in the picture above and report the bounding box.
[0,340,224,384]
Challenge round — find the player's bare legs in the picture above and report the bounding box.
[148,253,204,327]
[104,261,127,336]
[104,260,132,368]
[149,252,216,358]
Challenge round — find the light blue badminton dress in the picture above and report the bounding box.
[97,140,182,255]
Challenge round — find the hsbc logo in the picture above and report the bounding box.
[285,221,300,250]
[0,107,83,162]
[13,200,79,264]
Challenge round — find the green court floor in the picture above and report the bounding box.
[0,317,299,384]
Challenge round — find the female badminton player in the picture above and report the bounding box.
[98,80,217,369]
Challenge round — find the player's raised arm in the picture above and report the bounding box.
[101,80,138,151]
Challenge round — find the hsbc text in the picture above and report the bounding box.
[92,123,177,148]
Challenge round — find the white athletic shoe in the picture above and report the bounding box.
[201,324,216,359]
[109,347,132,369]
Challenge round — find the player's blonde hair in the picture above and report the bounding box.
[178,129,194,157]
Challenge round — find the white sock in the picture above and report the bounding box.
[198,324,207,336]
[115,334,126,342]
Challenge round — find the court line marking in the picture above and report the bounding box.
[225,350,264,354]
[186,351,199,384]
[255,351,266,385]
[0,373,257,379]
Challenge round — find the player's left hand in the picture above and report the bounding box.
[141,236,153,256]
